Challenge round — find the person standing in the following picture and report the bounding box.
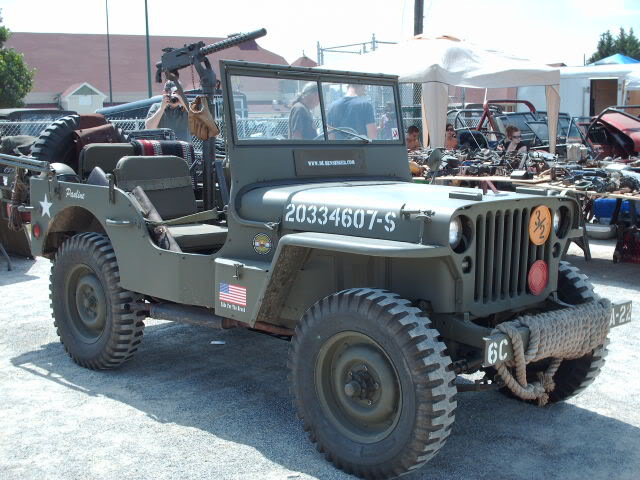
[327,84,377,139]
[145,81,191,142]
[289,83,320,140]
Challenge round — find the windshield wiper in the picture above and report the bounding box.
[327,126,371,143]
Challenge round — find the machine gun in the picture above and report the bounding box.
[155,28,267,210]
[155,28,267,85]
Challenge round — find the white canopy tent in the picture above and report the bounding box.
[321,36,561,153]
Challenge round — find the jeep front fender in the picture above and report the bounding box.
[251,232,449,326]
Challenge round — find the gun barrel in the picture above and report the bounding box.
[0,153,51,173]
[200,28,267,57]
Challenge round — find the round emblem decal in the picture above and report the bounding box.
[253,233,272,255]
[528,206,552,246]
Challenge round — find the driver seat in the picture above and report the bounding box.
[114,155,227,251]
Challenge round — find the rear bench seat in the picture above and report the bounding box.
[79,143,134,178]
[114,155,227,250]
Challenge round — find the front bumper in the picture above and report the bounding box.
[482,299,632,367]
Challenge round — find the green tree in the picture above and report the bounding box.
[0,10,35,108]
[588,27,640,64]
[588,30,616,64]
[624,28,640,60]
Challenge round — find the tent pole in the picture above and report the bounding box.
[414,0,425,144]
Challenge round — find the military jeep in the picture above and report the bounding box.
[1,52,633,478]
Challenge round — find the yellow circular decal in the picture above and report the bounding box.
[253,233,272,255]
[529,206,552,245]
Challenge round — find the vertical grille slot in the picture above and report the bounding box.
[475,214,485,301]
[484,212,495,302]
[510,209,522,296]
[493,211,504,301]
[519,209,530,295]
[501,210,513,298]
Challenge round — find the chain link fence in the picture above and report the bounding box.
[0,121,55,138]
[398,84,473,134]
[1,108,425,154]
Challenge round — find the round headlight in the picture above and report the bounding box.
[449,217,462,248]
[553,209,561,233]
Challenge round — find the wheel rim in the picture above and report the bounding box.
[64,264,107,343]
[315,331,402,444]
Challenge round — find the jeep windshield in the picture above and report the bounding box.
[228,73,401,144]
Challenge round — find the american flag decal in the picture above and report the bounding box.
[219,282,247,306]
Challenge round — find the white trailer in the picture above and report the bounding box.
[518,64,640,118]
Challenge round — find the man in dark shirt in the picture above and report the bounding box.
[145,81,191,142]
[327,84,377,139]
[289,83,320,140]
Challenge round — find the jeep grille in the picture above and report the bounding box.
[474,208,550,303]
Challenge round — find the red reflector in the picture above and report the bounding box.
[528,260,548,295]
[32,223,41,239]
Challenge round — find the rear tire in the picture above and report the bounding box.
[289,288,456,479]
[50,232,145,369]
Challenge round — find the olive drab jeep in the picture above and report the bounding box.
[0,30,632,480]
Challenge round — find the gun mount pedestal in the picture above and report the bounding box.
[156,28,267,210]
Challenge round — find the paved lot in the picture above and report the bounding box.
[1,240,639,480]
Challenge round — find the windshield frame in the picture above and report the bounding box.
[222,62,404,147]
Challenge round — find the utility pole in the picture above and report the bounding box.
[414,0,426,144]
[414,0,424,36]
[144,0,153,98]
[105,0,113,105]
[413,0,424,108]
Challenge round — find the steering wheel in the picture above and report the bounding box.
[315,126,366,141]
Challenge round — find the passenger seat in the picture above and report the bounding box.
[114,155,227,250]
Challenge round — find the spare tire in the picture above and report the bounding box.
[31,115,80,170]
[31,115,127,173]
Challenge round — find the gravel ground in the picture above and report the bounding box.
[0,240,639,480]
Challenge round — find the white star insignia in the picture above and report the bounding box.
[40,194,53,218]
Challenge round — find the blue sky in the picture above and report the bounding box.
[2,0,640,65]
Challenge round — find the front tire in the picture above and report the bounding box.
[50,233,145,369]
[289,288,456,479]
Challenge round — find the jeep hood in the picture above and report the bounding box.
[235,181,554,244]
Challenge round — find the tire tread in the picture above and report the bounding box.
[289,288,457,479]
[50,232,144,370]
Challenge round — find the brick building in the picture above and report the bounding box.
[7,32,289,109]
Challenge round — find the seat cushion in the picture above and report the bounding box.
[115,155,196,219]
[168,223,228,250]
[80,143,135,177]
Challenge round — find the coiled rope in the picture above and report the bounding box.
[492,299,611,406]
